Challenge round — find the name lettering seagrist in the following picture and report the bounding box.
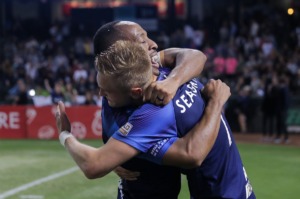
[175,79,199,113]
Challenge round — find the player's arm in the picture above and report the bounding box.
[160,48,206,81]
[56,101,139,179]
[145,48,207,105]
[64,136,138,179]
[162,79,231,168]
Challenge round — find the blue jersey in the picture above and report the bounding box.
[157,68,256,199]
[101,77,181,199]
[102,68,255,199]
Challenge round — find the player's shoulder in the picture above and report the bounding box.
[129,102,175,123]
[135,101,174,114]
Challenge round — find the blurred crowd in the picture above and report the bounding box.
[157,4,299,139]
[0,20,99,106]
[0,3,299,137]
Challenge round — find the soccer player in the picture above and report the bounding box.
[92,21,256,199]
[94,20,213,199]
[56,40,230,198]
[93,21,207,106]
[96,40,255,199]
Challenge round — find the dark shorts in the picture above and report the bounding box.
[117,176,180,199]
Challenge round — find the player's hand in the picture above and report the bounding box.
[143,78,178,106]
[114,166,140,181]
[201,79,231,106]
[55,101,71,133]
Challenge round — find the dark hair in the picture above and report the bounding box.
[93,21,133,56]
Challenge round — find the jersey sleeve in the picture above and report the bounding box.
[112,102,177,153]
[139,137,178,164]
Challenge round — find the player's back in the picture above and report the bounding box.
[169,69,255,199]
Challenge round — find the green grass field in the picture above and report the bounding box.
[0,140,299,199]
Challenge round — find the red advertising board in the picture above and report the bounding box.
[0,106,102,139]
[0,106,27,139]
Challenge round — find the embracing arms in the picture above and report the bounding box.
[144,48,207,104]
[161,48,206,85]
[56,79,230,180]
[162,79,230,168]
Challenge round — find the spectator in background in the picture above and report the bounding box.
[297,69,300,92]
[0,60,14,103]
[74,37,85,59]
[12,79,31,105]
[73,60,88,82]
[250,73,263,97]
[224,51,238,79]
[64,81,78,106]
[45,79,65,104]
[73,61,89,96]
[75,77,87,96]
[235,85,252,133]
[213,51,225,78]
[261,76,277,142]
[193,29,205,50]
[83,90,97,105]
[219,20,230,42]
[169,29,185,48]
[261,34,275,58]
[156,31,170,50]
[52,48,69,73]
[250,20,260,37]
[85,70,98,93]
[295,23,300,48]
[34,84,49,97]
[83,37,93,58]
[274,76,290,144]
[201,43,215,78]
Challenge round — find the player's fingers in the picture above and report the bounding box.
[143,88,151,102]
[156,95,164,102]
[58,101,66,114]
[129,171,140,177]
[114,167,140,180]
[56,101,71,132]
[150,92,157,103]
[122,172,140,178]
[143,84,154,102]
[153,95,164,105]
[150,87,159,103]
[152,89,165,104]
[124,176,138,181]
[56,103,61,117]
[122,171,140,180]
[55,112,60,120]
[55,106,62,132]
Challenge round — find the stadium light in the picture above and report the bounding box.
[29,89,36,97]
[287,8,294,15]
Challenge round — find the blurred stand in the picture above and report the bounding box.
[1,0,300,135]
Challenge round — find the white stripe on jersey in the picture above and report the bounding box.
[221,114,232,146]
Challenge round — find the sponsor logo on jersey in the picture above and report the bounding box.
[119,122,133,136]
[150,138,169,156]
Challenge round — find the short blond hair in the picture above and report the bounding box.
[95,40,152,91]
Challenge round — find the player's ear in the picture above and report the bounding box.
[130,87,143,99]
